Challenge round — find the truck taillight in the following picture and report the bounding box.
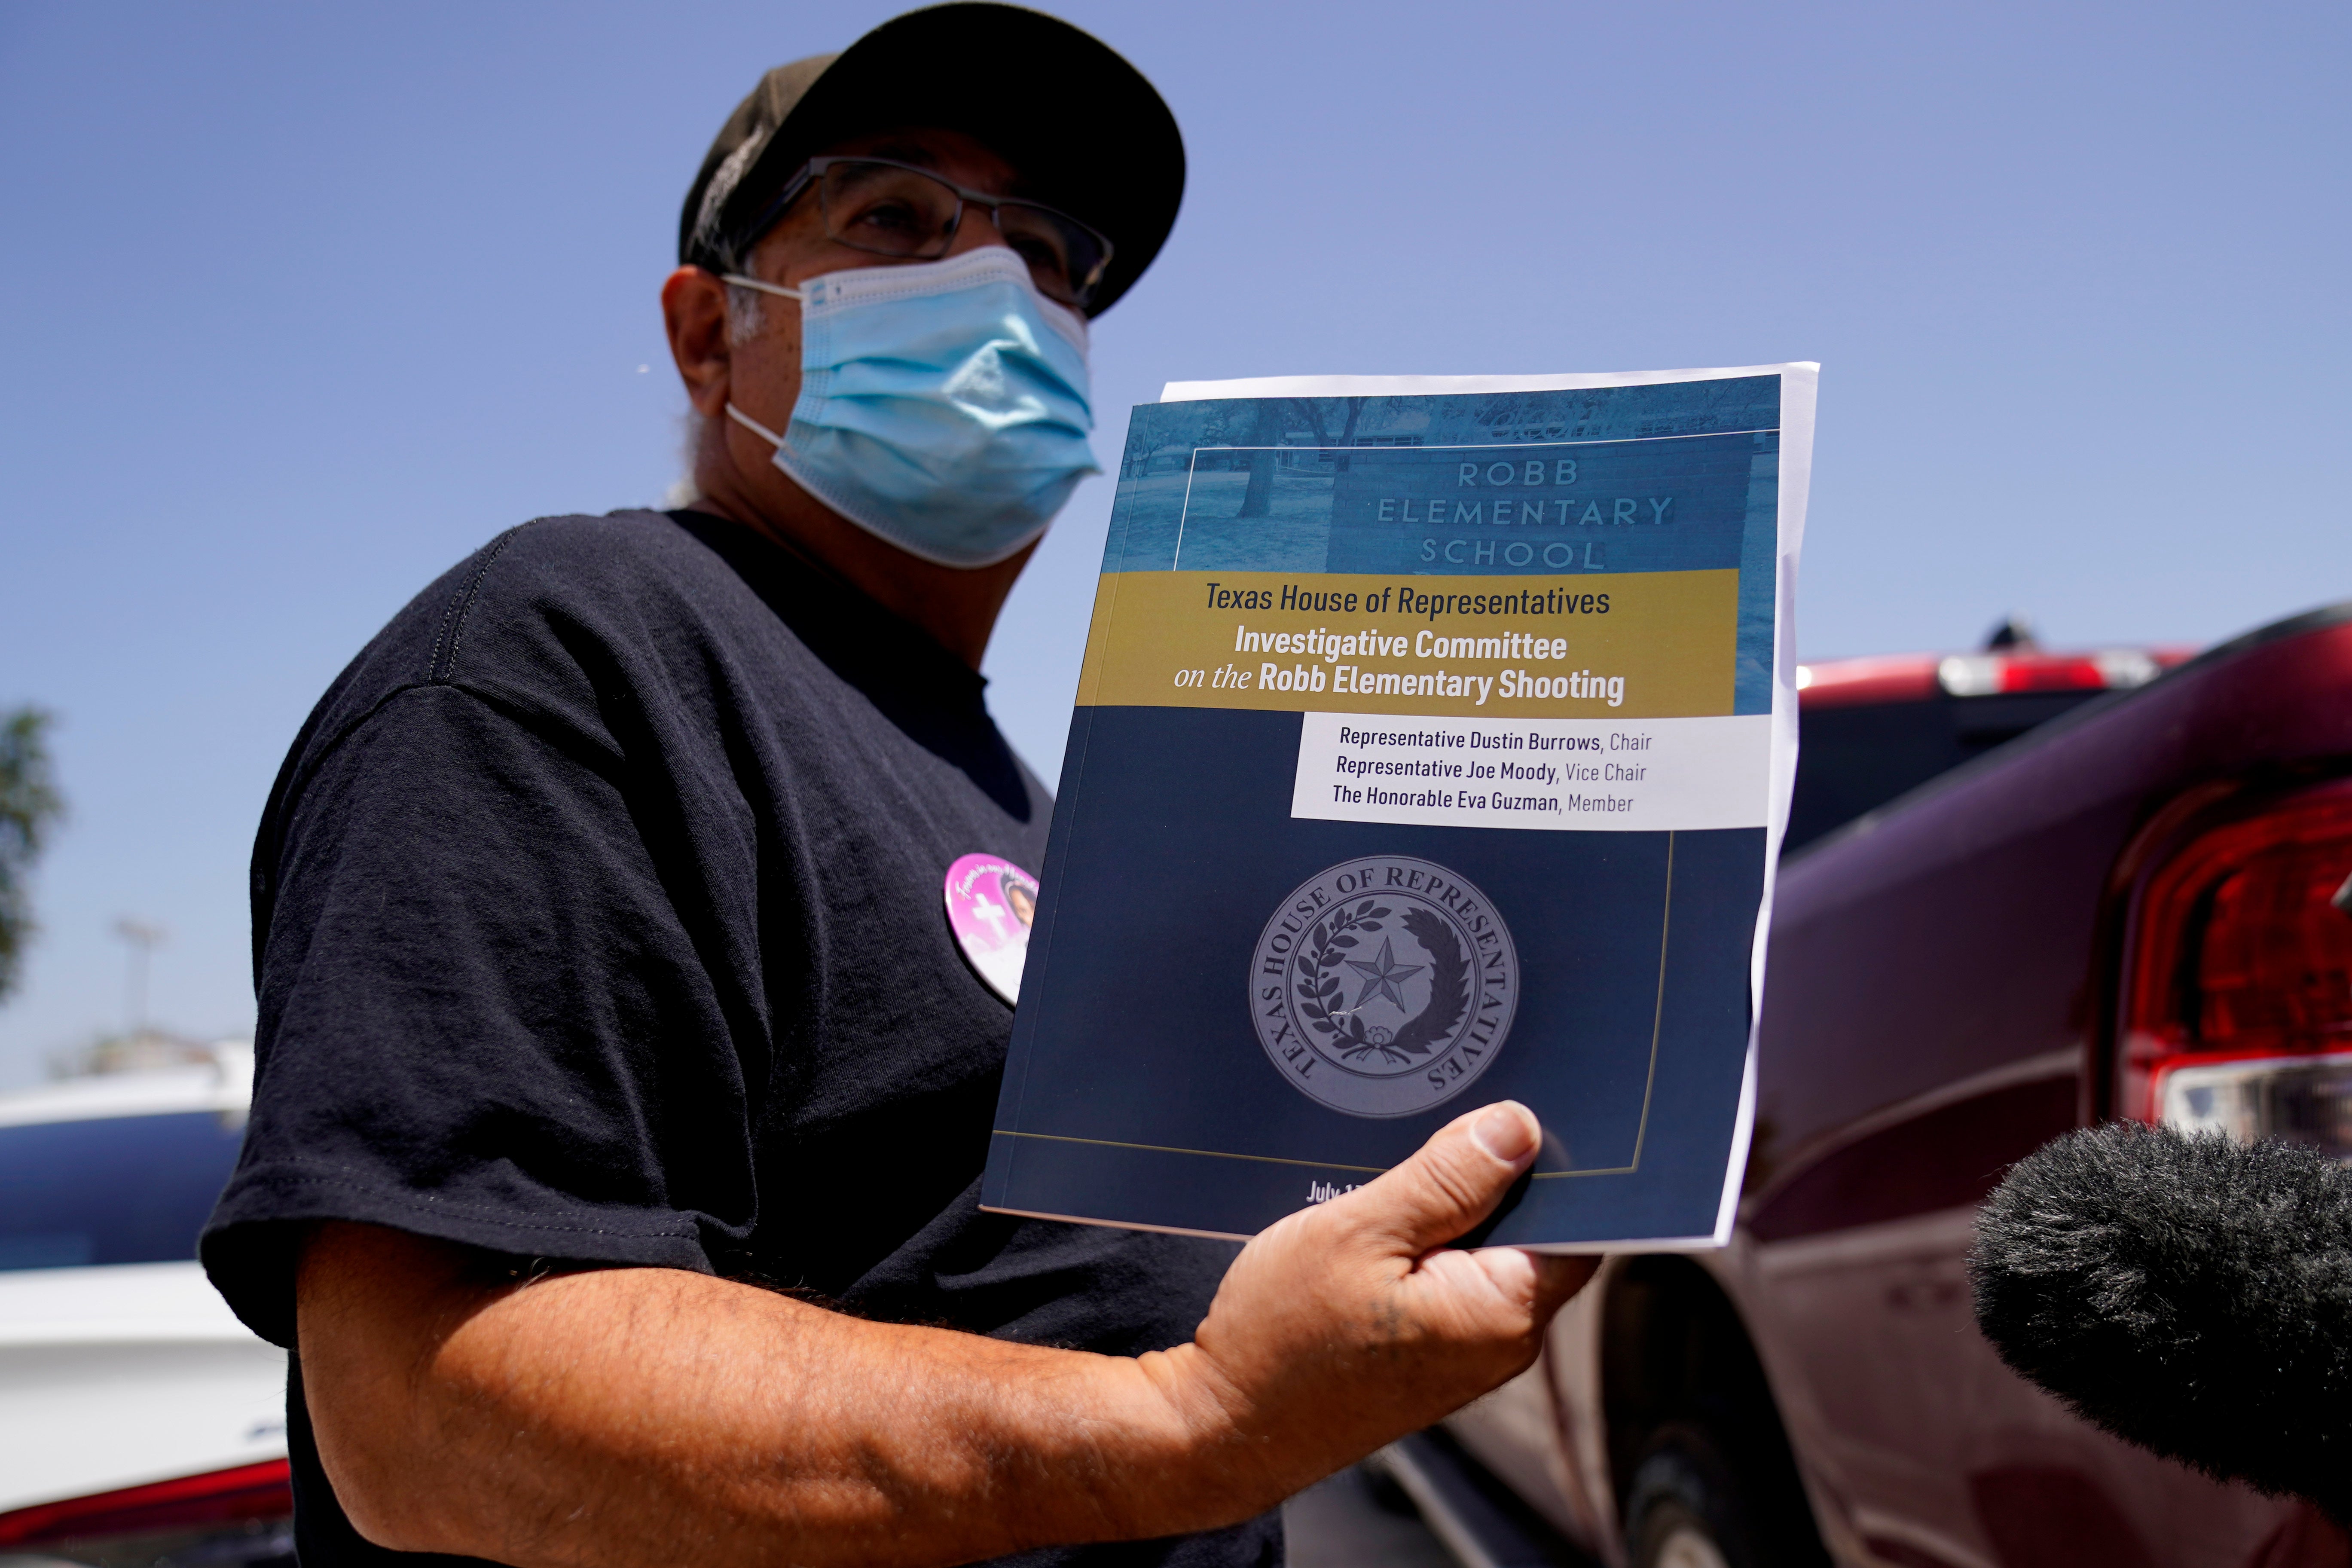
[0,1459,292,1566]
[1937,648,2163,697]
[2119,780,2352,1150]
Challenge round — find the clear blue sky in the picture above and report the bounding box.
[1,0,2345,1085]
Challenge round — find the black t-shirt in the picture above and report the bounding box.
[202,510,1275,1568]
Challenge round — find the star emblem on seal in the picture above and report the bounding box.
[1248,856,1520,1118]
[1346,938,1423,1012]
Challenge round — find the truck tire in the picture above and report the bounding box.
[1623,1424,1764,1568]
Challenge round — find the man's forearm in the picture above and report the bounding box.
[299,1223,1259,1568]
[297,1105,1585,1568]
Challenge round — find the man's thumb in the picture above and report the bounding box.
[1354,1102,1541,1255]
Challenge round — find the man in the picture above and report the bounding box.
[202,8,1594,1566]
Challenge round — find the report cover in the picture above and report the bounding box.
[982,365,1814,1249]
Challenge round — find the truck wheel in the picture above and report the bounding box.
[1623,1425,1762,1568]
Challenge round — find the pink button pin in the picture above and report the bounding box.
[943,853,1041,1005]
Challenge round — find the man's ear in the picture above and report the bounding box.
[661,266,732,419]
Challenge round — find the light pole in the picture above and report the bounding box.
[112,917,166,1036]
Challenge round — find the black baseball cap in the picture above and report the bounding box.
[679,3,1184,318]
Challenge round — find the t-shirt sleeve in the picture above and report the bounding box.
[203,682,756,1347]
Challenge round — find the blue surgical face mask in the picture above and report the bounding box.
[721,247,1100,569]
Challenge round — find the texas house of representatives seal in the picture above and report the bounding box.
[1249,856,1521,1118]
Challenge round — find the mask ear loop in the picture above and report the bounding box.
[725,403,786,446]
[715,275,804,446]
[720,273,804,301]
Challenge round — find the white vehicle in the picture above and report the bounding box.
[0,1047,291,1568]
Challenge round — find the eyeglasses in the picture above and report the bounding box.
[742,156,1115,310]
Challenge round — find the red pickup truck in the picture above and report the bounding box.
[1387,604,2352,1568]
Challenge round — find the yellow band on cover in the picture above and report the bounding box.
[1075,570,1739,720]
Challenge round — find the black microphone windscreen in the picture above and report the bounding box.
[1971,1122,2352,1520]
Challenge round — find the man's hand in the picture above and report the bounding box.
[297,1102,1593,1568]
[1163,1101,1594,1503]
